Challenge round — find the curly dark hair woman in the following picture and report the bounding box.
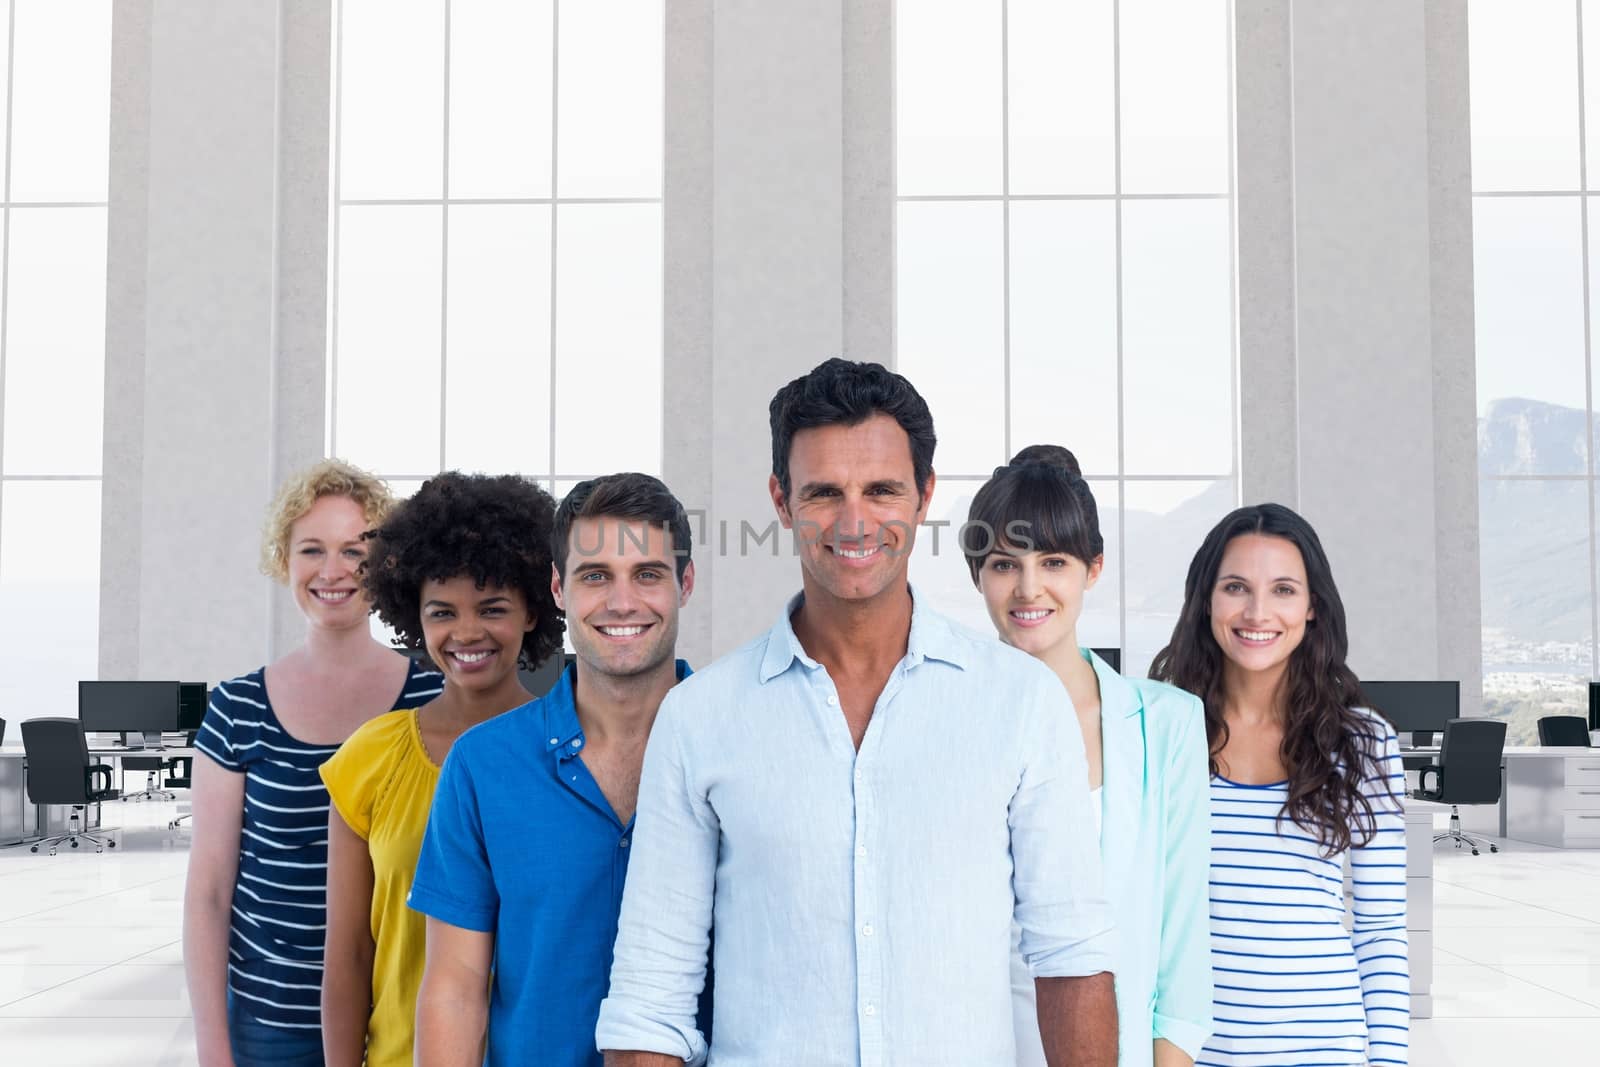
[1149,502,1411,1065]
[318,471,564,1066]
[362,471,565,668]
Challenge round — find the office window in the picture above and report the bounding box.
[896,0,1236,677]
[1469,0,1597,743]
[0,1,112,716]
[327,0,664,495]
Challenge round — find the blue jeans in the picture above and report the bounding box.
[227,990,325,1067]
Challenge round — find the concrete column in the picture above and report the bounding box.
[666,0,894,661]
[100,2,330,681]
[1234,0,1482,702]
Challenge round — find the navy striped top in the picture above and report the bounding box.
[194,658,442,1030]
[1199,709,1409,1067]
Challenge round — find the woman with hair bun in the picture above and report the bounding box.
[1150,503,1408,1067]
[318,472,564,1067]
[965,445,1213,1067]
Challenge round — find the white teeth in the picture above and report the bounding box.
[1237,630,1278,642]
[836,546,878,559]
[313,590,354,601]
[453,650,492,663]
[1013,610,1052,620]
[599,625,646,637]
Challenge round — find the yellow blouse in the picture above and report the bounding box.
[320,707,440,1067]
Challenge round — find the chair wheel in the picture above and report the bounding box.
[108,841,116,849]
[29,845,37,853]
[48,848,56,856]
[70,840,79,849]
[1471,848,1479,856]
[95,846,103,853]
[1489,844,1499,853]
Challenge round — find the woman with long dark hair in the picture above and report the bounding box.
[966,445,1212,1067]
[1150,503,1409,1067]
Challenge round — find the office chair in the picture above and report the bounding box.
[1536,715,1592,747]
[165,757,193,829]
[1412,717,1506,856]
[121,754,179,802]
[20,718,119,855]
[0,716,6,746]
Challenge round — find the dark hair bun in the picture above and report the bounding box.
[1008,443,1082,477]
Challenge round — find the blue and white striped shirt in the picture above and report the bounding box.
[1200,709,1409,1066]
[194,659,442,1030]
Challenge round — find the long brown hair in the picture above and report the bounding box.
[1149,503,1386,854]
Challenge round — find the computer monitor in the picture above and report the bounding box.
[1361,680,1459,744]
[79,680,183,745]
[178,682,209,732]
[1090,647,1122,673]
[1590,682,1600,732]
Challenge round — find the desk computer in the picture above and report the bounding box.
[1362,679,1459,747]
[1090,648,1121,673]
[79,680,184,747]
[1589,682,1599,732]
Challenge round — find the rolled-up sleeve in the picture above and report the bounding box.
[595,692,716,1066]
[1152,695,1214,1058]
[1009,679,1118,978]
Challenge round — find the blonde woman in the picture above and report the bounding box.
[183,460,441,1067]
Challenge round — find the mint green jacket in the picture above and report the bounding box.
[1014,650,1214,1066]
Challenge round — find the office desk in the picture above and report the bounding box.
[0,741,193,845]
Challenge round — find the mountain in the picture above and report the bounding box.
[1479,396,1593,476]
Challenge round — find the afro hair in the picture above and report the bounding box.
[362,472,565,668]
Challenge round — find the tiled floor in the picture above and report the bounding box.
[0,805,1596,1065]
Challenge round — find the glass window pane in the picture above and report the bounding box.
[1118,0,1230,195]
[1122,478,1234,678]
[1121,199,1232,475]
[3,207,106,476]
[1480,477,1593,745]
[1470,0,1580,193]
[1008,200,1118,477]
[449,0,555,199]
[906,480,1001,636]
[334,205,443,474]
[557,0,662,198]
[445,204,553,475]
[1472,197,1588,474]
[1007,0,1114,195]
[339,0,445,201]
[7,0,111,203]
[0,481,101,717]
[896,201,1005,475]
[553,203,661,475]
[1585,0,1600,190]
[896,0,1003,196]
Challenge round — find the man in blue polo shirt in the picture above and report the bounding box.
[408,473,697,1067]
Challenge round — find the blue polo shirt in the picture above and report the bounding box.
[409,661,695,1067]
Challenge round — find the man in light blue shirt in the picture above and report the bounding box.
[597,359,1117,1066]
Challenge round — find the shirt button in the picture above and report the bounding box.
[619,837,630,848]
[856,845,866,858]
[548,737,559,745]
[827,694,839,706]
[854,769,863,783]
[863,1003,877,1017]
[573,738,583,749]
[861,923,874,937]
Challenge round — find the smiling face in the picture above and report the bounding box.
[1208,532,1314,679]
[287,494,375,632]
[419,575,536,698]
[768,414,933,608]
[978,547,1103,660]
[554,517,693,680]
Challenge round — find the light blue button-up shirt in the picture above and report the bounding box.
[596,592,1117,1066]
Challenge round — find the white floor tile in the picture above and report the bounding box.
[0,962,190,1018]
[1428,961,1600,1018]
[1494,963,1600,1008]
[0,1015,197,1066]
[0,962,107,1007]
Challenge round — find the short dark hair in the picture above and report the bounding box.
[768,358,937,501]
[362,472,565,668]
[551,472,692,581]
[962,445,1104,584]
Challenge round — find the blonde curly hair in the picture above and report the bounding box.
[260,459,395,581]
